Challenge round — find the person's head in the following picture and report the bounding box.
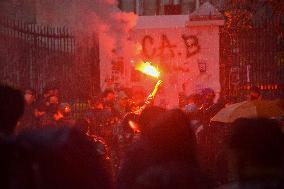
[248,86,261,101]
[0,84,25,136]
[102,89,115,103]
[138,106,166,135]
[3,127,113,189]
[24,89,36,105]
[117,91,129,109]
[229,118,284,179]
[146,109,197,161]
[58,103,71,115]
[184,94,200,112]
[201,88,215,101]
[116,109,211,189]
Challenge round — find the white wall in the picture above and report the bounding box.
[100,15,223,108]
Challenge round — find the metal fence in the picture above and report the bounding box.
[0,17,101,100]
[220,17,284,101]
[0,18,76,95]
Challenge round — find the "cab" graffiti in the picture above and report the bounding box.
[141,34,200,59]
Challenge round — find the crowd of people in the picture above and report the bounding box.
[0,83,283,189]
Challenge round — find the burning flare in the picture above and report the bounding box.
[136,62,160,79]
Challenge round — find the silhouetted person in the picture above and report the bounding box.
[247,86,262,101]
[0,127,113,189]
[0,84,24,136]
[113,106,166,159]
[40,95,60,127]
[84,97,108,136]
[216,118,284,189]
[117,109,214,189]
[102,89,116,111]
[138,106,166,136]
[200,88,216,110]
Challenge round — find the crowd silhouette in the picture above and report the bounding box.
[0,84,283,189]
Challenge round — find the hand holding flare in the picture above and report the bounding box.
[135,61,162,99]
[126,62,163,133]
[148,79,163,101]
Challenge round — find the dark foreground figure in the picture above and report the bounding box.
[1,84,284,189]
[216,118,284,189]
[0,84,24,137]
[0,127,113,189]
[117,109,214,189]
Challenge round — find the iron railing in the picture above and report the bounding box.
[0,17,100,100]
[220,17,284,101]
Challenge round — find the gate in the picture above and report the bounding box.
[0,18,101,99]
[220,17,284,101]
[0,18,76,96]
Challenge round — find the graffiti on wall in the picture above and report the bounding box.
[141,34,200,59]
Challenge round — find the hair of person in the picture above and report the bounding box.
[116,109,212,189]
[229,118,284,166]
[3,127,113,189]
[138,106,166,134]
[145,109,197,162]
[131,162,212,189]
[0,84,25,135]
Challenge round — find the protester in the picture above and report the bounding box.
[102,89,116,112]
[138,106,166,136]
[39,94,60,127]
[53,103,76,127]
[215,118,284,189]
[114,90,129,116]
[84,97,106,135]
[2,82,284,189]
[0,127,113,189]
[100,89,120,144]
[0,84,24,136]
[197,88,225,126]
[34,86,60,127]
[116,109,214,189]
[200,88,216,110]
[184,93,200,113]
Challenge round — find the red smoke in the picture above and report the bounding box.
[35,0,138,57]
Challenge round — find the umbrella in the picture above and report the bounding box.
[211,99,284,123]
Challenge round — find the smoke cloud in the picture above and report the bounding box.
[36,0,138,57]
